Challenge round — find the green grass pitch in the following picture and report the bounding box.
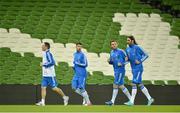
[0,105,180,112]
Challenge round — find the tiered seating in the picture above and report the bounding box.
[0,47,116,85]
[0,0,168,54]
[0,0,132,54]
[0,47,41,84]
[161,0,180,12]
[171,18,180,44]
[0,0,180,85]
[113,13,180,82]
[0,29,114,75]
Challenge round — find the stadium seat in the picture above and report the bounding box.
[0,0,180,85]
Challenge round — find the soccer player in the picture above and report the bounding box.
[36,42,69,106]
[71,42,91,106]
[124,36,154,106]
[105,40,131,105]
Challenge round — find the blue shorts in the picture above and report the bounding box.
[132,69,143,84]
[41,76,58,88]
[72,75,86,90]
[114,70,125,85]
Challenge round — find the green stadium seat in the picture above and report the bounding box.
[11,52,21,57]
[0,0,180,85]
[154,80,165,86]
[167,80,179,85]
[143,80,153,85]
[24,52,34,57]
[0,47,11,52]
[20,78,34,84]
[92,71,104,80]
[87,78,100,85]
[60,78,71,85]
[100,79,113,85]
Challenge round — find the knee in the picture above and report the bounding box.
[119,85,125,90]
[138,83,145,90]
[77,88,85,93]
[52,87,58,92]
[113,84,119,89]
[41,87,46,91]
[132,83,137,89]
[72,87,77,91]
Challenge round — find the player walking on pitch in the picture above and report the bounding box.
[36,42,69,106]
[124,36,154,106]
[105,40,131,106]
[72,42,92,106]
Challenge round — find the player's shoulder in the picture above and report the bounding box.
[126,46,130,50]
[125,46,131,53]
[46,50,52,55]
[134,44,140,48]
[81,51,86,57]
[118,48,126,54]
[135,45,143,50]
[110,50,113,53]
[117,48,124,52]
[73,51,78,56]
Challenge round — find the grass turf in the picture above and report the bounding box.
[0,105,180,112]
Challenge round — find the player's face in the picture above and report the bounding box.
[111,41,118,50]
[76,44,82,52]
[127,38,133,45]
[42,44,47,51]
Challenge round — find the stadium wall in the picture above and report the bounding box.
[0,85,179,105]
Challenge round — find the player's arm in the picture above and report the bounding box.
[117,50,127,66]
[43,52,55,68]
[74,54,87,67]
[108,52,113,65]
[138,46,149,63]
[124,50,129,65]
[125,49,130,63]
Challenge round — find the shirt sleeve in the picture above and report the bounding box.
[138,46,149,62]
[108,53,113,65]
[43,52,55,68]
[118,50,127,66]
[74,54,87,67]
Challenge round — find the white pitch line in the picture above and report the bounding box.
[0,112,179,113]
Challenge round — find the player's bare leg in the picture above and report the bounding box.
[36,87,46,106]
[52,87,69,106]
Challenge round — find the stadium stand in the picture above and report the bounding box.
[140,0,180,17]
[113,13,180,81]
[0,0,180,85]
[0,47,116,85]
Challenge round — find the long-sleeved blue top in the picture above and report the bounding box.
[109,48,127,71]
[73,51,88,77]
[125,44,148,70]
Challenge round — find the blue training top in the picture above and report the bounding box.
[125,44,148,70]
[109,48,127,71]
[73,51,88,77]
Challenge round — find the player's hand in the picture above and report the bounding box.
[135,60,140,64]
[118,62,122,66]
[125,57,128,61]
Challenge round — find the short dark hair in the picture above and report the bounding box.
[110,40,117,45]
[128,36,138,45]
[76,42,82,46]
[44,42,50,49]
